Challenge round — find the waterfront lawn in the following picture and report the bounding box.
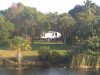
[0,40,67,58]
[0,50,38,58]
[0,50,66,58]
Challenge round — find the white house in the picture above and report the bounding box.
[41,31,61,39]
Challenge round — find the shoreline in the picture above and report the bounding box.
[0,50,99,70]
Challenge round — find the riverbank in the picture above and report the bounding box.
[0,50,100,69]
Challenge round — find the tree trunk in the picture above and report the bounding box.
[17,47,22,67]
[64,32,67,45]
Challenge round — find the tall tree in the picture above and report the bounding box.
[58,13,76,45]
[72,0,96,42]
[4,3,40,40]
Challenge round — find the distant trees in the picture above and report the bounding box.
[58,13,76,45]
[2,3,47,41]
[68,5,84,17]
[45,12,59,31]
[5,4,37,39]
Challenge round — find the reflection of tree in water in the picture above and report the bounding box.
[17,69,23,75]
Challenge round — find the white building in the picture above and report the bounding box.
[41,31,61,39]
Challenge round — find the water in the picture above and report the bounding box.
[0,67,99,75]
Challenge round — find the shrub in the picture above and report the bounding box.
[49,51,61,64]
[38,46,50,61]
[83,36,100,52]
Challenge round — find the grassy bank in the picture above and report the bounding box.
[0,40,66,58]
[0,40,99,69]
[0,50,66,58]
[0,50,38,58]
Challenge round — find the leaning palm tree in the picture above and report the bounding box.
[9,36,31,66]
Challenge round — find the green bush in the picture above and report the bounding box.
[83,36,100,52]
[85,49,100,56]
[49,51,61,64]
[38,46,50,61]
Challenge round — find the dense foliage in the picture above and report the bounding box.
[0,0,100,52]
[84,36,100,51]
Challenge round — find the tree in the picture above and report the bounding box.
[0,16,14,40]
[83,36,100,52]
[4,3,46,41]
[58,13,76,45]
[68,5,84,17]
[9,36,31,65]
[72,0,96,43]
[33,11,47,39]
[95,17,100,36]
[84,0,92,9]
[75,11,96,41]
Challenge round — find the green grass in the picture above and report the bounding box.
[0,50,38,58]
[50,50,66,55]
[32,41,66,50]
[0,40,66,50]
[0,40,67,58]
[0,50,67,58]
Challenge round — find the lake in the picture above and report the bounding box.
[0,67,99,75]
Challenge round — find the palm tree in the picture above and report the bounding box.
[84,0,96,15]
[84,0,92,9]
[9,36,31,67]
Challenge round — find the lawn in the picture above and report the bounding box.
[32,40,66,50]
[0,50,67,58]
[0,50,38,58]
[0,40,67,58]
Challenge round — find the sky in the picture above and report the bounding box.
[0,0,100,13]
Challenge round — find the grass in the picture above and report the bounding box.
[0,40,67,58]
[50,50,66,55]
[32,41,66,50]
[0,50,66,58]
[0,50,38,58]
[0,40,66,50]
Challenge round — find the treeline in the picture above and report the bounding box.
[0,0,100,52]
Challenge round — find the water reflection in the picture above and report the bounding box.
[16,69,23,75]
[0,67,99,75]
[0,68,15,75]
